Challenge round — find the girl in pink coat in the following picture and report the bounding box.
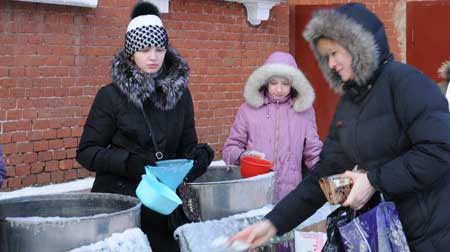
[223,52,323,203]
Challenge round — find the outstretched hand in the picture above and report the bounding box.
[341,171,376,210]
[229,220,277,249]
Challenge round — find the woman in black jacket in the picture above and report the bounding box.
[230,3,450,251]
[76,2,213,252]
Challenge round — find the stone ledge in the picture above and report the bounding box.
[144,0,169,13]
[224,0,285,25]
[13,0,98,8]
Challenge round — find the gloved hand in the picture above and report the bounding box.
[126,153,155,181]
[241,150,266,159]
[185,143,214,182]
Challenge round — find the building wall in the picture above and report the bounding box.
[1,0,439,191]
[0,0,290,191]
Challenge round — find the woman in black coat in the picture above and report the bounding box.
[76,2,213,252]
[230,3,450,251]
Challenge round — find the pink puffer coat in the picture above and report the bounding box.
[223,52,323,201]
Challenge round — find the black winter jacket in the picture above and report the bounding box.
[266,3,450,251]
[76,48,196,252]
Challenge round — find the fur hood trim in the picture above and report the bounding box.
[111,47,189,111]
[439,60,450,82]
[244,63,315,112]
[303,5,383,93]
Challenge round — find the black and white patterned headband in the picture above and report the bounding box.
[124,14,168,57]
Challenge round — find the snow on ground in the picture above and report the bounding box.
[0,177,95,200]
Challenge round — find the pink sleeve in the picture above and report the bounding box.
[222,105,249,165]
[302,107,323,169]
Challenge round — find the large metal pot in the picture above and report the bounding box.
[0,193,141,252]
[187,165,275,220]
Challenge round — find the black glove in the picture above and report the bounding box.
[126,153,155,181]
[184,143,214,182]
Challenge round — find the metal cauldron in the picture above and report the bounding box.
[187,165,275,220]
[0,193,141,252]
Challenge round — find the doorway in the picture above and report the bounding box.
[407,1,450,82]
[290,5,340,140]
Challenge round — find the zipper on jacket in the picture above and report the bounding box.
[273,100,280,169]
[353,112,362,165]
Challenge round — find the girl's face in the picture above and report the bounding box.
[267,77,292,100]
[317,38,354,82]
[133,47,166,74]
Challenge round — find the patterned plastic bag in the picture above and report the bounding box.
[321,207,355,252]
[338,201,410,252]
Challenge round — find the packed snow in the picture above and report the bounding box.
[174,203,334,252]
[0,177,95,200]
[68,228,152,252]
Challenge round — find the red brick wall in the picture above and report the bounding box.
[0,0,290,191]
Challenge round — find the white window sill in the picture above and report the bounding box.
[145,0,284,25]
[224,0,285,25]
[144,0,169,13]
[13,0,98,8]
[13,0,283,25]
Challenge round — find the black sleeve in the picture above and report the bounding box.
[265,103,353,235]
[177,88,198,158]
[76,86,129,177]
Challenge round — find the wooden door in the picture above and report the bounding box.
[290,5,340,140]
[407,1,450,82]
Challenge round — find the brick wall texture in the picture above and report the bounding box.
[0,0,419,190]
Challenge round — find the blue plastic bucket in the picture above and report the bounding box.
[145,159,194,191]
[136,174,182,215]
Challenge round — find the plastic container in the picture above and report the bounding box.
[136,173,182,215]
[240,156,272,178]
[145,159,194,191]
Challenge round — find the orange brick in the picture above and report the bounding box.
[22,175,37,187]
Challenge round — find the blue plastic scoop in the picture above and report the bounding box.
[145,159,194,191]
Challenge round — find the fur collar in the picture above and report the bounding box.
[111,47,189,111]
[303,5,389,93]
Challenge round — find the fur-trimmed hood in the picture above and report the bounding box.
[303,3,392,93]
[439,60,450,82]
[111,47,189,111]
[244,52,315,112]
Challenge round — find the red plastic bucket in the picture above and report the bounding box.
[240,156,272,178]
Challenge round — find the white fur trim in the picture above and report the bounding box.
[127,15,163,32]
[244,63,315,112]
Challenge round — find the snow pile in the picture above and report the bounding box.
[68,228,151,252]
[174,203,336,252]
[0,177,94,200]
[174,205,288,252]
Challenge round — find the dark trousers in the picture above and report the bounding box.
[141,206,180,252]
